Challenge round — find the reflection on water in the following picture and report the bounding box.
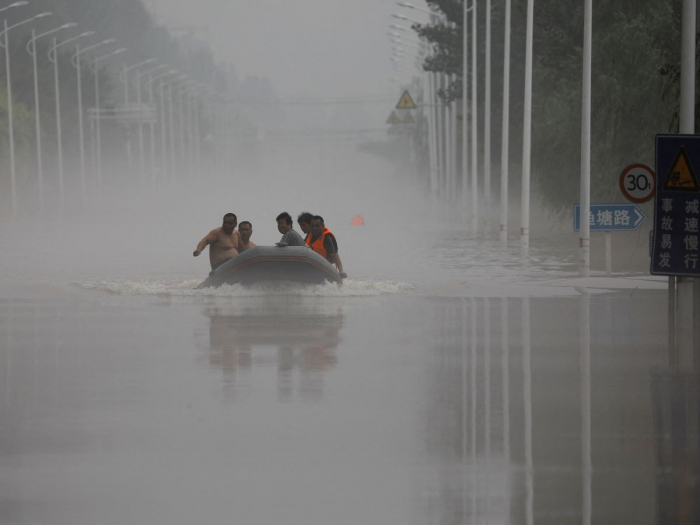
[419,293,667,525]
[651,372,700,524]
[201,298,344,402]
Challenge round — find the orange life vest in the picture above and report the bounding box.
[306,227,335,260]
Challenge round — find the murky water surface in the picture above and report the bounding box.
[0,211,685,524]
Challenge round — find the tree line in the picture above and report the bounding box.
[410,0,683,212]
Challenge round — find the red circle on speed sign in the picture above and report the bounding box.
[619,164,656,203]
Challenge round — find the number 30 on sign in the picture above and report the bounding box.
[619,163,656,203]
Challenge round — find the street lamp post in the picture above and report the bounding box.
[160,74,188,182]
[120,58,156,176]
[146,70,179,183]
[137,64,166,187]
[521,0,534,255]
[463,1,470,208]
[71,38,116,202]
[500,0,512,245]
[471,0,478,235]
[27,22,77,215]
[90,47,126,189]
[484,0,492,233]
[0,7,50,220]
[49,31,95,215]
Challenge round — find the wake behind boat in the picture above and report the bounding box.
[196,246,342,288]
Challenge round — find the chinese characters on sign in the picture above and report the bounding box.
[573,204,646,232]
[651,136,700,276]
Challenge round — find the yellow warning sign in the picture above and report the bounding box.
[386,111,401,124]
[402,112,415,124]
[396,90,416,109]
[663,146,700,192]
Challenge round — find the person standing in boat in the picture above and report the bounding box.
[276,212,305,246]
[306,215,347,278]
[238,221,257,251]
[193,213,242,270]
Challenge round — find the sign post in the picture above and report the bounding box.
[651,135,700,369]
[574,203,647,275]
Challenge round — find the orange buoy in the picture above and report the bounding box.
[351,215,365,226]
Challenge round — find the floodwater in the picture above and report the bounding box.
[0,150,688,524]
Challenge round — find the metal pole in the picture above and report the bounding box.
[194,94,201,177]
[187,91,194,177]
[31,30,44,214]
[579,0,592,276]
[178,88,185,176]
[5,20,17,220]
[678,0,696,367]
[168,84,175,181]
[427,72,439,193]
[159,79,167,183]
[52,38,64,215]
[436,75,444,197]
[484,0,492,233]
[500,0,511,245]
[471,0,478,235]
[521,0,534,255]
[462,1,469,207]
[94,59,102,188]
[149,75,157,187]
[445,82,452,200]
[136,70,145,185]
[75,44,86,202]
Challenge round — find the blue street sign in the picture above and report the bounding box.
[573,203,647,232]
[651,134,700,277]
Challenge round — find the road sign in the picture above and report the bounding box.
[396,90,416,109]
[573,203,647,232]
[651,135,700,276]
[619,163,656,203]
[386,111,400,124]
[402,112,415,124]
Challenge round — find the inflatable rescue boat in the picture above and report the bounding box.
[196,246,342,288]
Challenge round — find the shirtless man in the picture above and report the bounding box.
[238,221,257,251]
[193,213,242,270]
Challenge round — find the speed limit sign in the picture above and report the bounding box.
[619,164,656,203]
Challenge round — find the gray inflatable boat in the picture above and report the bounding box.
[196,246,342,288]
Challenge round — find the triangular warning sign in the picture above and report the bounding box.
[396,90,416,109]
[386,111,401,124]
[663,146,700,192]
[402,112,415,124]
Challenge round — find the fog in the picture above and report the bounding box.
[0,1,685,524]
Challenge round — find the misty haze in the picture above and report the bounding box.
[0,0,696,524]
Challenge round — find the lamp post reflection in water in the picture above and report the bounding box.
[522,297,533,525]
[501,297,511,524]
[579,289,592,525]
[202,301,343,403]
[471,297,478,524]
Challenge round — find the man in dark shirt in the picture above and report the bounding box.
[307,215,346,278]
[297,211,314,241]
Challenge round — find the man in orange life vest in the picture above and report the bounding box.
[306,215,347,279]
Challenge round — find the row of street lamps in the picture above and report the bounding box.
[389,1,540,257]
[1,1,229,221]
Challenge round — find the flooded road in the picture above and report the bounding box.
[0,149,683,524]
[0,258,682,524]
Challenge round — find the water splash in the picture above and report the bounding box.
[76,278,414,297]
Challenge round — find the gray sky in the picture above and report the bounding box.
[150,0,424,99]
